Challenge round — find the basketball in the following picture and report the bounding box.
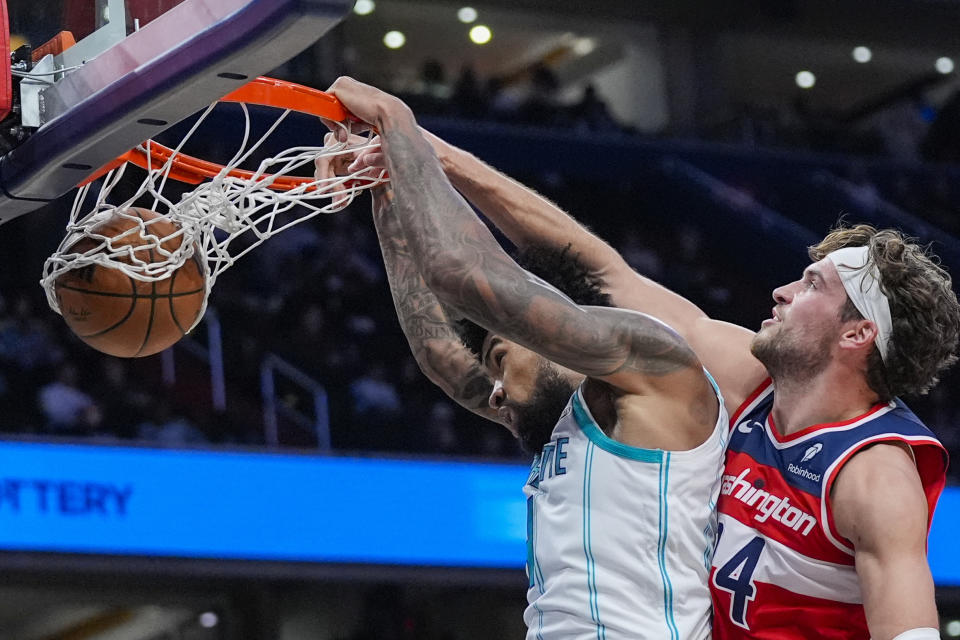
[53,208,206,358]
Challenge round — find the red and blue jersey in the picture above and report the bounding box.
[711,379,948,639]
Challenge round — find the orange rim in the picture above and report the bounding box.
[79,77,357,190]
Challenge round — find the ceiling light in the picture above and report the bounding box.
[573,38,596,56]
[795,70,816,89]
[936,57,954,74]
[353,0,375,15]
[852,46,871,63]
[457,7,478,23]
[198,612,219,628]
[469,25,492,45]
[383,30,406,49]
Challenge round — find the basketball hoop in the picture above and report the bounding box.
[40,77,387,330]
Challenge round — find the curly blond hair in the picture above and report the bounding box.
[809,223,960,399]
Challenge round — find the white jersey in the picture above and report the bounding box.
[523,379,728,640]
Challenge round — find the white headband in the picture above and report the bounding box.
[826,245,892,362]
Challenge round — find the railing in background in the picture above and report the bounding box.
[159,309,330,450]
[426,118,960,264]
[816,170,960,268]
[161,307,226,412]
[658,157,819,272]
[260,353,330,451]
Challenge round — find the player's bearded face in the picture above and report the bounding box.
[513,361,577,454]
[750,303,836,384]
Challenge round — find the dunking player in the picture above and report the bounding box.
[324,82,960,639]
[319,78,728,639]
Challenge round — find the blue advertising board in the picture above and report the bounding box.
[0,441,526,567]
[0,441,957,584]
[929,487,960,586]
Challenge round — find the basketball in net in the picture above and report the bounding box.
[53,207,206,358]
[42,77,387,357]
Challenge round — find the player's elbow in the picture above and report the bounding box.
[411,347,448,386]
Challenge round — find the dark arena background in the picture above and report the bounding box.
[2,0,960,637]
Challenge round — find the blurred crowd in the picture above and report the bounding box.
[387,60,625,135]
[0,292,216,445]
[723,84,960,165]
[1,46,960,480]
[0,178,756,459]
[1,139,959,482]
[324,56,960,168]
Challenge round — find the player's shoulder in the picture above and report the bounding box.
[830,441,930,544]
[836,439,920,480]
[834,439,928,506]
[884,398,941,436]
[828,399,946,460]
[816,399,943,489]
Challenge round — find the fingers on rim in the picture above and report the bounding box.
[352,153,386,170]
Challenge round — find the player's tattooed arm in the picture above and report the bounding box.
[370,103,700,392]
[370,184,502,423]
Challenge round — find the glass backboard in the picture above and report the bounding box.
[0,0,352,223]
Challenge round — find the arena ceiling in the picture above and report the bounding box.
[338,0,960,130]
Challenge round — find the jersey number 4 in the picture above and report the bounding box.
[713,524,766,629]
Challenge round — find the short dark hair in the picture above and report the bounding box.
[810,223,960,399]
[455,244,613,358]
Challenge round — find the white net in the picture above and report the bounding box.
[40,100,388,330]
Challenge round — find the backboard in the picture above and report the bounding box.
[0,0,352,223]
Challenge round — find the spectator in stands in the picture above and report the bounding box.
[485,76,517,121]
[94,358,152,439]
[136,399,208,446]
[405,59,452,116]
[570,84,620,133]
[0,371,14,432]
[0,296,64,374]
[517,63,563,126]
[0,87,957,470]
[350,362,402,417]
[424,400,460,455]
[419,59,452,100]
[451,65,487,119]
[38,362,102,435]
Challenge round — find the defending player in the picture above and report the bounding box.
[323,85,960,639]
[320,77,728,639]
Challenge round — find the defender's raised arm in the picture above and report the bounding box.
[347,122,765,412]
[325,78,707,399]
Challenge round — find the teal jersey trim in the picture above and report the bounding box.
[702,367,728,450]
[527,464,545,640]
[581,441,607,640]
[572,388,663,463]
[657,453,680,640]
[526,495,538,591]
[533,496,546,592]
[532,602,545,640]
[534,541,546,589]
[702,367,722,401]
